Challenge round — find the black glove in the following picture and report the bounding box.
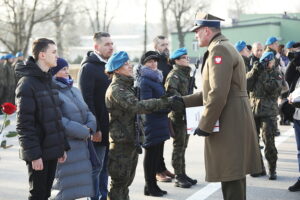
[194,128,210,137]
[169,96,185,111]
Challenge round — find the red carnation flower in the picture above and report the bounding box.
[1,102,17,115]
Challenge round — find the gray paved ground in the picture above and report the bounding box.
[0,115,299,200]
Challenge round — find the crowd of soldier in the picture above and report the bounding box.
[0,52,24,109]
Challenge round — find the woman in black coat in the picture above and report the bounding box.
[136,51,170,197]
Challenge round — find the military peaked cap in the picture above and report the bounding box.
[191,12,225,32]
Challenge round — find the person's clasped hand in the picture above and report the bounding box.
[194,128,210,137]
[168,96,185,111]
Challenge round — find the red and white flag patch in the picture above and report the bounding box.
[214,56,222,64]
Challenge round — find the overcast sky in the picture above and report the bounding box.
[112,0,300,24]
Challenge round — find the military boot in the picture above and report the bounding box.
[183,173,197,185]
[269,171,277,180]
[175,174,192,188]
[288,179,300,192]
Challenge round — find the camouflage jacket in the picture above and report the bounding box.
[246,62,282,117]
[105,73,170,144]
[165,65,191,121]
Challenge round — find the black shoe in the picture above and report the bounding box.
[288,179,300,192]
[250,170,266,177]
[175,174,192,188]
[184,174,197,185]
[144,185,163,197]
[269,172,277,180]
[155,184,167,195]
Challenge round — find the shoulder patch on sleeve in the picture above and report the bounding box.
[174,75,179,79]
[214,56,222,64]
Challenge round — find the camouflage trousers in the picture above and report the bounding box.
[254,116,278,173]
[171,120,189,175]
[108,143,138,200]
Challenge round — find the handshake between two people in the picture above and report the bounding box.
[160,95,210,137]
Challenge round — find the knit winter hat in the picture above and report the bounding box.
[51,57,69,75]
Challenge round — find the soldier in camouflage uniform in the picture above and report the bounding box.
[264,37,289,136]
[165,48,197,188]
[235,40,251,72]
[105,51,182,200]
[3,54,16,103]
[0,56,7,108]
[247,52,282,180]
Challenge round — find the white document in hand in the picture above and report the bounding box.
[186,106,219,134]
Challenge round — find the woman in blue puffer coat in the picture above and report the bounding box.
[51,58,97,200]
[136,51,171,197]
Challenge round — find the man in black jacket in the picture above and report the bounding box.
[15,38,70,200]
[78,32,113,200]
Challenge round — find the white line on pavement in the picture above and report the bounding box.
[185,127,295,200]
[186,183,221,200]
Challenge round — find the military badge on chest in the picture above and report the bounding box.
[214,56,222,64]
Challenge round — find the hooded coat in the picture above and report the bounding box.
[137,66,170,147]
[15,57,70,162]
[78,51,111,146]
[51,79,96,200]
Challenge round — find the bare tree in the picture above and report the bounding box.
[159,0,173,36]
[143,0,148,53]
[170,0,207,47]
[0,0,63,55]
[84,0,119,33]
[52,0,75,57]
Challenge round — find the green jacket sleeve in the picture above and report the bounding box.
[111,86,169,114]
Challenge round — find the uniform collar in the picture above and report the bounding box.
[174,64,191,75]
[113,73,134,87]
[207,33,228,52]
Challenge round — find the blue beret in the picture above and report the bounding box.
[235,40,247,52]
[16,52,23,57]
[285,41,296,49]
[170,48,188,60]
[265,37,278,45]
[105,51,129,72]
[259,52,274,63]
[51,57,69,75]
[5,53,16,59]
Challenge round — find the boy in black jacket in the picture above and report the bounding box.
[15,38,70,200]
